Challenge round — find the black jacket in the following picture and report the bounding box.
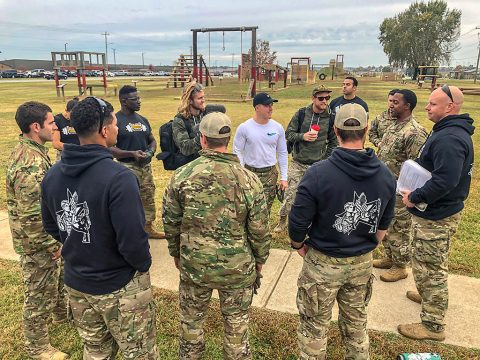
[41,144,152,295]
[409,114,475,220]
[289,147,396,257]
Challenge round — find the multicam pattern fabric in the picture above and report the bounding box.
[162,149,271,289]
[20,250,64,357]
[6,136,58,255]
[411,212,461,332]
[368,109,395,148]
[121,162,157,225]
[66,271,157,359]
[297,249,373,360]
[383,196,413,266]
[279,160,310,218]
[246,165,278,215]
[377,115,428,178]
[179,275,253,360]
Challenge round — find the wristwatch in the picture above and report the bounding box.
[291,242,304,250]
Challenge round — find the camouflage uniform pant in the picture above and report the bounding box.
[411,212,461,332]
[122,162,157,225]
[279,159,310,218]
[179,276,254,360]
[297,249,374,360]
[382,195,412,266]
[20,249,65,356]
[245,165,278,215]
[66,271,158,359]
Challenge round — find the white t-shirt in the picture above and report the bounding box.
[233,118,288,181]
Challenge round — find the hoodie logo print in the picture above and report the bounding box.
[56,189,91,243]
[333,191,381,235]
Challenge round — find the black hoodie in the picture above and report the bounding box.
[409,114,475,220]
[289,147,396,257]
[41,143,152,295]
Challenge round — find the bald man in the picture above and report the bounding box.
[398,85,474,341]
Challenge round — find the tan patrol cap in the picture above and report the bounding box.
[334,103,368,130]
[199,112,232,138]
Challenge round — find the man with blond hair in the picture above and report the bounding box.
[399,85,474,341]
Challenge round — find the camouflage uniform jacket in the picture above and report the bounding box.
[162,149,271,289]
[368,109,396,147]
[285,104,337,164]
[172,112,202,157]
[377,115,428,177]
[6,136,58,255]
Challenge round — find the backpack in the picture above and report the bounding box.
[287,108,306,154]
[156,117,196,170]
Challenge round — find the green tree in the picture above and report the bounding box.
[378,0,461,79]
[245,39,277,65]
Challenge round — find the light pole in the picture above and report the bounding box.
[112,48,117,69]
[474,26,480,84]
[142,52,145,67]
[64,43,68,52]
[231,53,235,71]
[101,31,110,69]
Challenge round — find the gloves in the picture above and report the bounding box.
[253,272,263,295]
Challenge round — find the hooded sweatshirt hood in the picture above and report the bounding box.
[433,113,475,135]
[330,147,382,180]
[60,143,113,177]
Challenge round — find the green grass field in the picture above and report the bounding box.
[0,77,479,358]
[1,77,479,276]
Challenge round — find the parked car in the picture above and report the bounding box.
[0,70,18,78]
[44,72,68,80]
[113,70,130,76]
[143,71,155,76]
[26,69,46,78]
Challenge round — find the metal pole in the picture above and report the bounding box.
[231,53,234,71]
[64,43,68,52]
[101,32,110,69]
[474,31,480,84]
[142,52,145,67]
[112,48,116,68]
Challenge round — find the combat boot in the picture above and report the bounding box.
[33,346,69,360]
[380,265,408,282]
[273,216,287,233]
[145,223,166,239]
[372,257,393,269]
[406,290,422,304]
[397,323,445,341]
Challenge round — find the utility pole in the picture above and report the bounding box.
[64,43,68,52]
[142,52,145,67]
[231,53,235,71]
[474,27,480,84]
[112,48,117,69]
[101,31,110,69]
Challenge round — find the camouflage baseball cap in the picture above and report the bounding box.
[335,103,367,130]
[199,112,232,138]
[312,85,332,96]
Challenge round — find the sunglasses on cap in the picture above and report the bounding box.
[87,96,108,133]
[441,84,454,102]
[316,95,331,101]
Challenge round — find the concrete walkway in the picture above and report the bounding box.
[0,210,479,350]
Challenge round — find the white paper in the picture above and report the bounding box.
[397,160,431,211]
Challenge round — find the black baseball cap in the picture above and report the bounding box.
[253,92,278,107]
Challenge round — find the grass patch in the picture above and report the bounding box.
[0,259,478,359]
[0,77,479,276]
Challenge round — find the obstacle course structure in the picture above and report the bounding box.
[51,51,114,97]
[191,26,258,97]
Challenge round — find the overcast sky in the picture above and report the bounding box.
[0,0,478,68]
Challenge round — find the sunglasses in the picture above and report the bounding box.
[441,84,454,102]
[316,95,331,101]
[87,97,108,133]
[126,96,141,101]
